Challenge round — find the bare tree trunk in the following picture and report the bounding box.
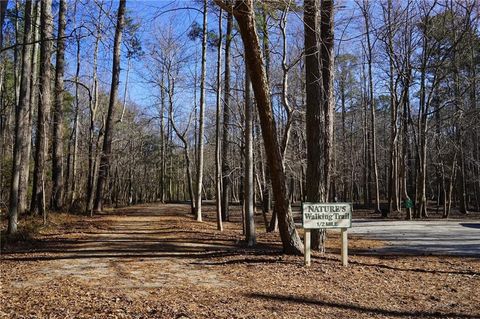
[279,6,293,163]
[159,64,166,204]
[8,0,33,234]
[416,23,429,219]
[13,1,20,109]
[260,7,276,232]
[51,0,66,211]
[221,9,232,221]
[452,29,468,215]
[94,0,126,212]
[304,0,325,250]
[216,0,303,254]
[401,69,412,220]
[184,146,195,214]
[360,1,381,214]
[304,0,334,251]
[321,0,335,203]
[87,9,102,214]
[361,63,370,206]
[119,57,131,123]
[30,0,53,217]
[69,27,81,206]
[385,0,400,215]
[215,9,223,231]
[195,0,207,222]
[19,0,40,215]
[340,71,347,201]
[470,34,479,211]
[443,154,457,218]
[245,66,255,246]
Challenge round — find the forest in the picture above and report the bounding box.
[1,0,479,253]
[1,1,479,318]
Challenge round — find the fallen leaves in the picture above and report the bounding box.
[1,203,479,318]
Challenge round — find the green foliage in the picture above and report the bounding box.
[187,21,220,50]
[421,8,480,72]
[124,11,144,59]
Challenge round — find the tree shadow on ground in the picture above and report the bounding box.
[1,210,283,262]
[316,254,480,276]
[247,292,479,319]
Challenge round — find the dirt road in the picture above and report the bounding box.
[1,203,479,318]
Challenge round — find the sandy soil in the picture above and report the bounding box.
[1,203,479,319]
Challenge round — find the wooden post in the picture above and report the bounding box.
[304,229,311,266]
[341,227,348,266]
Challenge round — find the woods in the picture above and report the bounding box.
[1,1,480,318]
[1,0,479,253]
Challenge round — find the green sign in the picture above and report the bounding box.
[404,199,413,209]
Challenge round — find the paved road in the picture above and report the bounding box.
[349,219,480,257]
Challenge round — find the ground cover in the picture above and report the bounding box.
[1,203,479,319]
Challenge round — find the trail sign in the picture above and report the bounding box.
[302,202,352,267]
[404,199,413,209]
[302,202,352,229]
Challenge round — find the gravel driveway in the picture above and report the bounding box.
[349,219,480,257]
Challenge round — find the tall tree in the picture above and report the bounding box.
[382,0,401,215]
[86,0,105,214]
[215,8,223,231]
[304,0,324,249]
[321,0,335,203]
[303,0,335,251]
[244,67,255,246]
[359,0,381,214]
[195,0,208,222]
[51,0,66,211]
[19,0,40,216]
[30,0,53,217]
[8,0,33,234]
[221,6,233,222]
[215,0,304,255]
[94,0,127,212]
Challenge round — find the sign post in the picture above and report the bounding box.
[341,227,348,266]
[302,202,352,267]
[304,229,311,266]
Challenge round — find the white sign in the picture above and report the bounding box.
[302,202,352,229]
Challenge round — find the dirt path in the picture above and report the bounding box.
[1,203,480,319]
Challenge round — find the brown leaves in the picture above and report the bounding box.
[1,204,479,319]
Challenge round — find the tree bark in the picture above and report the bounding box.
[304,0,334,251]
[221,8,233,221]
[30,0,53,217]
[51,0,66,211]
[19,0,40,216]
[361,1,381,214]
[8,0,33,233]
[94,0,126,212]
[215,8,223,231]
[385,0,400,215]
[320,0,335,204]
[87,5,103,214]
[218,0,304,254]
[245,66,255,246]
[195,0,208,222]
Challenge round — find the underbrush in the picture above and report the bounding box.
[0,212,82,250]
